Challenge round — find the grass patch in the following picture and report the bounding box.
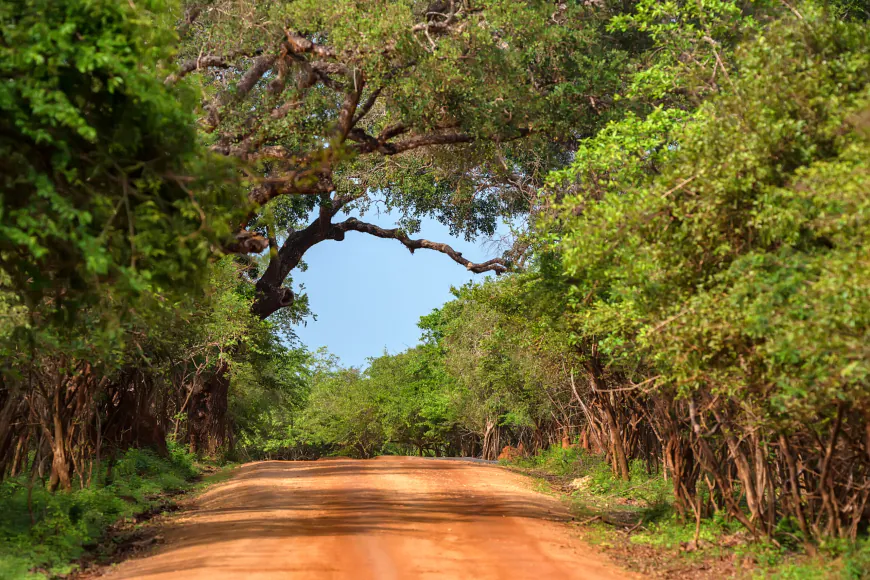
[749,538,870,579]
[0,442,202,579]
[511,446,671,523]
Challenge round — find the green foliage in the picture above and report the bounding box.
[297,345,458,458]
[184,0,632,240]
[523,0,870,553]
[303,364,385,458]
[0,445,199,579]
[556,5,870,419]
[433,276,579,447]
[607,0,778,104]
[0,0,242,306]
[512,445,588,477]
[369,346,458,454]
[515,446,671,507]
[230,343,313,459]
[0,0,245,376]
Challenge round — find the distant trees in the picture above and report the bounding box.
[298,346,459,458]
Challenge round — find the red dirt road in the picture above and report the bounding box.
[104,457,632,579]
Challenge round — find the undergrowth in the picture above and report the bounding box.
[512,446,670,515]
[508,445,870,579]
[0,442,200,579]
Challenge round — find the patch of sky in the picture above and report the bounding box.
[291,208,514,368]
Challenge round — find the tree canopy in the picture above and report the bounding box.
[174,0,637,317]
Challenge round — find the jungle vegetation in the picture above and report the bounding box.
[1,0,869,573]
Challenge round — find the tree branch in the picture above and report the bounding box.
[248,169,334,206]
[205,54,277,130]
[284,31,335,58]
[236,55,279,99]
[166,55,233,85]
[249,210,506,318]
[351,87,382,127]
[335,72,363,143]
[224,229,269,254]
[335,218,507,274]
[349,61,418,127]
[347,128,473,156]
[311,61,350,77]
[177,4,203,38]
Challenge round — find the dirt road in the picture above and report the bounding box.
[104,457,631,579]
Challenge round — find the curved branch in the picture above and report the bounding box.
[348,128,473,156]
[166,55,233,85]
[284,31,335,58]
[236,55,279,99]
[335,72,363,143]
[205,54,277,130]
[351,87,382,127]
[248,208,506,318]
[335,218,507,274]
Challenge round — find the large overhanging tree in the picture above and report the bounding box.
[175,0,625,320]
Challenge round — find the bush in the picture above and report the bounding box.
[0,447,200,579]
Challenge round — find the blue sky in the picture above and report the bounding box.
[290,210,506,368]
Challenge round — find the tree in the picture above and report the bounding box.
[548,4,870,539]
[0,0,241,326]
[425,277,579,459]
[168,0,637,451]
[365,346,458,456]
[303,365,386,458]
[174,0,630,318]
[228,327,312,460]
[0,0,243,488]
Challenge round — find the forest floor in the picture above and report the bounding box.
[91,456,634,579]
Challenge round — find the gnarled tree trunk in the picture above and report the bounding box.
[187,360,230,456]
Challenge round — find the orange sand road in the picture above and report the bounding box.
[103,457,633,580]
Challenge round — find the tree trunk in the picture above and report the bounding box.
[482,419,499,460]
[584,356,630,480]
[101,371,168,456]
[601,398,631,480]
[188,360,230,456]
[48,388,72,491]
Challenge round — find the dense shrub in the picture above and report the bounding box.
[0,445,199,579]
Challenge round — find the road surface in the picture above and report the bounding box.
[104,457,631,579]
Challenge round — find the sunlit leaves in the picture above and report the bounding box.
[0,0,249,371]
[552,6,870,421]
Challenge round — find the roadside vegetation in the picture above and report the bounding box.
[1,0,868,578]
[508,446,870,579]
[0,444,201,579]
